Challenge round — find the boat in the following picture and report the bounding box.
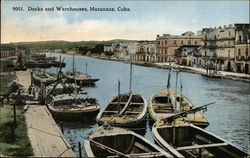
[96,92,147,128]
[97,62,147,128]
[46,93,100,121]
[31,71,56,85]
[148,69,209,128]
[63,71,99,85]
[46,82,81,95]
[152,123,249,158]
[84,125,174,158]
[63,54,99,86]
[148,89,209,128]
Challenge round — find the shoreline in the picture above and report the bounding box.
[64,53,250,83]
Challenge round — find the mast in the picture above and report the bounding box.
[129,62,132,94]
[85,61,88,75]
[118,80,121,115]
[167,69,171,103]
[73,53,75,73]
[174,71,179,113]
[180,78,183,111]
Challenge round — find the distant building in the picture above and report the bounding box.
[234,24,250,74]
[175,45,201,66]
[131,41,156,62]
[0,45,28,58]
[200,25,235,71]
[156,32,203,62]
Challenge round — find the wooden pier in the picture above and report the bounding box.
[16,70,75,157]
[25,105,75,157]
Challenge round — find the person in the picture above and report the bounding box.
[28,85,32,95]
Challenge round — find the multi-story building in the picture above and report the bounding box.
[156,31,203,63]
[234,24,250,74]
[200,25,235,71]
[131,41,156,62]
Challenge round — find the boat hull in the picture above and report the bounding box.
[148,89,209,128]
[47,105,100,121]
[152,123,249,158]
[96,93,148,129]
[84,126,174,158]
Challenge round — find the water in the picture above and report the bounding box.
[45,53,250,155]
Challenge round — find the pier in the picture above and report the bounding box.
[16,70,75,157]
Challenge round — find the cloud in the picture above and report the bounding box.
[1,14,192,43]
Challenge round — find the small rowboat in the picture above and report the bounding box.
[148,89,209,128]
[63,71,99,86]
[84,125,174,158]
[31,71,56,85]
[96,93,147,128]
[152,123,249,158]
[46,94,100,121]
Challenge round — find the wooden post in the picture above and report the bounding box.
[13,103,17,128]
[78,142,82,158]
[40,82,46,105]
[60,121,64,134]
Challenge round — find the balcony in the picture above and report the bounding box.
[235,40,248,45]
[203,45,217,49]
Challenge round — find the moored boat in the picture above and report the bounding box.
[84,125,174,158]
[96,92,147,128]
[152,123,249,158]
[63,71,99,85]
[31,71,56,85]
[46,93,100,121]
[148,89,209,128]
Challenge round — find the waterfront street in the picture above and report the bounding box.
[46,53,250,155]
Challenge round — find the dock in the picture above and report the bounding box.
[15,70,75,157]
[25,105,75,157]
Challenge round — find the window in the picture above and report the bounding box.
[229,31,231,37]
[158,41,160,45]
[174,40,177,45]
[239,35,242,42]
[194,41,197,45]
[238,49,241,56]
[205,35,207,40]
[165,41,167,45]
[205,51,207,56]
[246,47,248,56]
[161,41,164,46]
[188,40,191,45]
[181,40,183,45]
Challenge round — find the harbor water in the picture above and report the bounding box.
[46,53,250,156]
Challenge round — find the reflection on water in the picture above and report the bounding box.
[46,53,250,155]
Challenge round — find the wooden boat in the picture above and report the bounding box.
[84,125,174,158]
[46,93,100,121]
[96,92,147,128]
[152,123,249,158]
[31,71,56,85]
[63,71,99,85]
[148,89,209,128]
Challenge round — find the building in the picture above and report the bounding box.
[200,25,235,71]
[234,24,250,74]
[156,31,203,62]
[131,41,156,62]
[175,45,201,66]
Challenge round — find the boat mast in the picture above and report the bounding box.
[180,78,183,111]
[174,71,179,113]
[118,80,121,115]
[129,62,132,94]
[167,69,171,103]
[73,53,75,73]
[85,61,88,75]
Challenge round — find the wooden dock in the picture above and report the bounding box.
[25,105,75,157]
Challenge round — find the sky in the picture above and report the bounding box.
[1,0,249,43]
